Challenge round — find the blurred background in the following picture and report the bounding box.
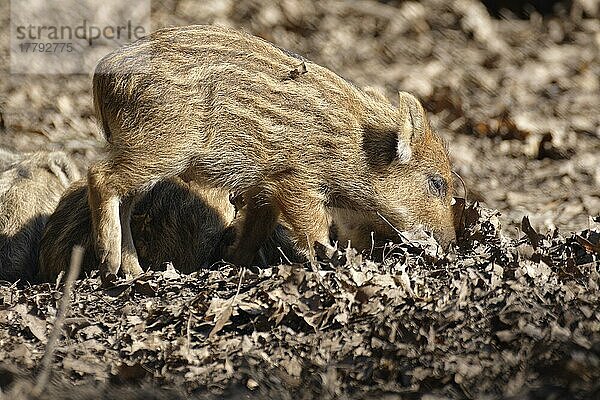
[0,0,599,234]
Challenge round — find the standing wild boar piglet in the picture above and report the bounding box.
[89,25,455,281]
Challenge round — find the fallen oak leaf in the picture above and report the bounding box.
[22,313,47,342]
[575,235,600,254]
[209,268,246,338]
[521,216,542,249]
[209,305,233,338]
[452,197,467,240]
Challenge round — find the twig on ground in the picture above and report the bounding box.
[31,246,83,397]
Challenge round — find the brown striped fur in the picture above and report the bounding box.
[0,151,79,283]
[38,178,303,282]
[88,25,454,281]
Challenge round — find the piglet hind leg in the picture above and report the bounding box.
[87,163,123,284]
[88,159,172,283]
[120,194,144,277]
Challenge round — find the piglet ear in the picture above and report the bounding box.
[397,91,428,163]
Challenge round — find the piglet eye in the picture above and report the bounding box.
[428,175,447,198]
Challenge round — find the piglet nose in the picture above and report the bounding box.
[434,227,456,250]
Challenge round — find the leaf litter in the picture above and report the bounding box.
[1,202,598,399]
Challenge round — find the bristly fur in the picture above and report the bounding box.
[87,25,455,279]
[38,178,303,282]
[0,151,79,283]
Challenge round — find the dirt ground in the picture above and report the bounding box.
[0,0,599,399]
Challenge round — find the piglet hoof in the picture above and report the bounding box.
[99,257,121,286]
[121,255,144,278]
[100,270,118,287]
[314,242,344,267]
[223,241,252,267]
[225,251,255,267]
